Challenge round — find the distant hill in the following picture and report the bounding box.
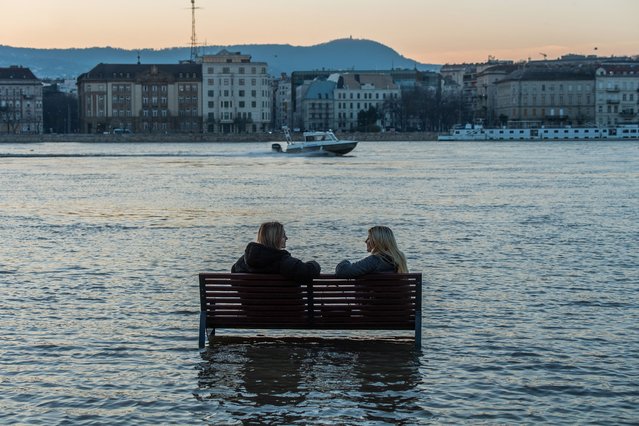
[0,38,439,79]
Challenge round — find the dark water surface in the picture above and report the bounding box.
[1,141,638,424]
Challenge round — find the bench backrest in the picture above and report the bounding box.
[199,273,422,330]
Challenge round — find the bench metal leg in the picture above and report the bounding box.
[199,311,207,348]
[415,312,422,351]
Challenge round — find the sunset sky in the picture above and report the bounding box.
[2,0,638,64]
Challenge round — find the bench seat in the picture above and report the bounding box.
[199,273,422,348]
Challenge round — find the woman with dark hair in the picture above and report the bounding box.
[335,226,408,278]
[232,221,321,282]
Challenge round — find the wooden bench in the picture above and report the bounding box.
[199,273,422,349]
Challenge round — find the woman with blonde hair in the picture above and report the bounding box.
[232,221,321,282]
[335,226,408,278]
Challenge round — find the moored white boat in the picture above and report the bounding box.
[438,123,639,141]
[272,127,358,155]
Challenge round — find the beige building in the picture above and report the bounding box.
[595,64,639,126]
[200,50,272,133]
[493,67,596,126]
[0,66,43,134]
[77,63,202,134]
[474,63,518,125]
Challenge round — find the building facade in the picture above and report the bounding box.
[0,66,43,134]
[334,73,400,131]
[77,63,202,133]
[474,63,518,125]
[200,50,272,133]
[493,67,596,126]
[595,64,639,126]
[301,78,336,131]
[273,73,292,130]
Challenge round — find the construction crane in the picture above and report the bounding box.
[539,52,547,60]
[190,0,199,61]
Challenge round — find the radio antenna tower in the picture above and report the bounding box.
[190,0,199,61]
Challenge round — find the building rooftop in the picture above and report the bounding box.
[0,66,38,80]
[304,80,336,100]
[499,65,596,83]
[77,63,201,81]
[338,73,397,90]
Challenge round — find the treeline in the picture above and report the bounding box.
[357,87,468,132]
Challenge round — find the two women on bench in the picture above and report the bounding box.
[232,222,407,279]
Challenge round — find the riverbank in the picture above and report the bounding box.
[0,131,438,143]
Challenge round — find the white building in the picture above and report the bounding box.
[333,73,400,131]
[595,64,639,126]
[200,50,272,133]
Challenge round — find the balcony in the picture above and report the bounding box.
[619,110,636,118]
[605,86,620,93]
[607,99,620,104]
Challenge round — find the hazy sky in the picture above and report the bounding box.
[2,0,638,64]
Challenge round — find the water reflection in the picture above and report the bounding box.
[195,337,426,424]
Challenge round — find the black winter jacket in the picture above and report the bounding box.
[231,242,321,283]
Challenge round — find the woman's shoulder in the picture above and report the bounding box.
[374,253,397,272]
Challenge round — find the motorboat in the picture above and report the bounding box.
[272,127,358,155]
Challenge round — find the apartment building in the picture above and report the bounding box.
[334,73,400,131]
[595,64,639,126]
[77,63,202,133]
[273,74,292,129]
[474,63,518,124]
[200,50,272,133]
[0,66,43,134]
[493,66,596,125]
[301,78,336,131]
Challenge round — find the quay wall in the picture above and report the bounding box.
[0,132,438,143]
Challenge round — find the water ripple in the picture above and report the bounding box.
[0,141,637,424]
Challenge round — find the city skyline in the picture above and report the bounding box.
[1,0,638,64]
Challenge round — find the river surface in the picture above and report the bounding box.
[1,140,638,424]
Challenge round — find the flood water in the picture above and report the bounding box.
[1,140,638,424]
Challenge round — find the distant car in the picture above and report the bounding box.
[112,128,132,134]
